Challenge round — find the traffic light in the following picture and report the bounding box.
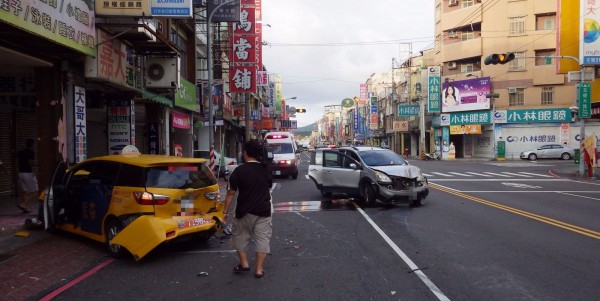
[296,108,306,113]
[483,53,515,65]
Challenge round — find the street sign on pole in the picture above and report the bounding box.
[578,82,591,119]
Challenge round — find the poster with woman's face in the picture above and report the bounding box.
[441,77,491,113]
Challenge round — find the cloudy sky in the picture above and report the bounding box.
[261,0,435,127]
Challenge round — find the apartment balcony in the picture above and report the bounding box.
[441,37,482,62]
[440,3,482,32]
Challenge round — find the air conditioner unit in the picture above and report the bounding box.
[449,0,458,6]
[448,31,458,38]
[138,19,156,42]
[448,62,457,69]
[146,56,180,89]
[508,87,518,94]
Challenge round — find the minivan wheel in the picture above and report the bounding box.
[561,152,571,160]
[292,172,298,180]
[321,190,332,197]
[105,218,128,258]
[362,184,376,207]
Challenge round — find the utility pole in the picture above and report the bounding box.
[207,0,235,169]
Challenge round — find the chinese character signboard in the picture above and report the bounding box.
[107,100,133,155]
[207,0,241,22]
[172,112,191,129]
[398,105,420,116]
[370,96,378,130]
[85,29,142,90]
[231,66,256,93]
[229,5,256,93]
[578,82,591,118]
[74,86,87,163]
[427,66,441,112]
[2,0,96,56]
[96,0,150,16]
[441,77,491,113]
[502,109,571,123]
[150,0,192,17]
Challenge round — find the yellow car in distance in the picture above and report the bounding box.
[43,149,225,261]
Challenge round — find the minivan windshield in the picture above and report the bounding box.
[146,163,217,189]
[359,150,407,166]
[267,143,294,154]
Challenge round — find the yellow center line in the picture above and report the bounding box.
[429,183,600,240]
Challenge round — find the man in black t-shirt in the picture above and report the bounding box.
[223,140,272,278]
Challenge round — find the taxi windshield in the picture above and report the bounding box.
[146,163,217,189]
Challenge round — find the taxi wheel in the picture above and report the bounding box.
[410,197,423,208]
[105,219,128,258]
[362,184,376,207]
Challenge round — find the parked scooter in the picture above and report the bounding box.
[424,152,441,160]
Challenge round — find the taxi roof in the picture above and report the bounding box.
[83,154,208,167]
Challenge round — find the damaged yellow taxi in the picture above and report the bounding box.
[42,147,226,261]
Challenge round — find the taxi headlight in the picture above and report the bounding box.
[205,191,221,201]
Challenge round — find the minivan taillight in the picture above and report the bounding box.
[133,192,170,205]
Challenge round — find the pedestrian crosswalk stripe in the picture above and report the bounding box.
[448,172,472,176]
[482,172,512,177]
[465,172,492,177]
[431,172,453,177]
[519,172,554,178]
[499,172,532,177]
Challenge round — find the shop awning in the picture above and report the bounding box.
[140,90,173,107]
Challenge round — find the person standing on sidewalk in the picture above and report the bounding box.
[17,139,38,214]
[223,140,273,278]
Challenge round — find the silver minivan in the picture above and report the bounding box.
[308,146,428,207]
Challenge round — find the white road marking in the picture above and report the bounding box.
[482,172,512,177]
[448,172,473,177]
[353,205,451,301]
[431,172,453,177]
[500,172,532,177]
[501,182,542,189]
[465,172,492,177]
[519,172,555,178]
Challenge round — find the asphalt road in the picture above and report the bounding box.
[51,154,600,300]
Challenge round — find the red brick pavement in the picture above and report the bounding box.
[0,234,107,301]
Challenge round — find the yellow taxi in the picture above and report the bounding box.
[42,146,225,261]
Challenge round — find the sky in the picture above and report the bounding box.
[261,0,435,127]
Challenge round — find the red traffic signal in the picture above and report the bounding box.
[484,53,515,65]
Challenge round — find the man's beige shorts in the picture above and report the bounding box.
[232,214,272,254]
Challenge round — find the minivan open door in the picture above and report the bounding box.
[44,160,67,231]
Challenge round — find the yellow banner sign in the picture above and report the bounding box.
[450,124,481,135]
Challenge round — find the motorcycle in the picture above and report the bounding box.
[424,152,441,160]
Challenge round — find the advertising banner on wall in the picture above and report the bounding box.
[441,77,491,113]
[1,0,96,56]
[581,0,600,65]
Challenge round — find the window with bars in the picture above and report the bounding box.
[509,88,525,106]
[541,87,554,105]
[535,50,555,66]
[461,31,475,41]
[461,63,474,73]
[509,16,526,35]
[508,51,526,71]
